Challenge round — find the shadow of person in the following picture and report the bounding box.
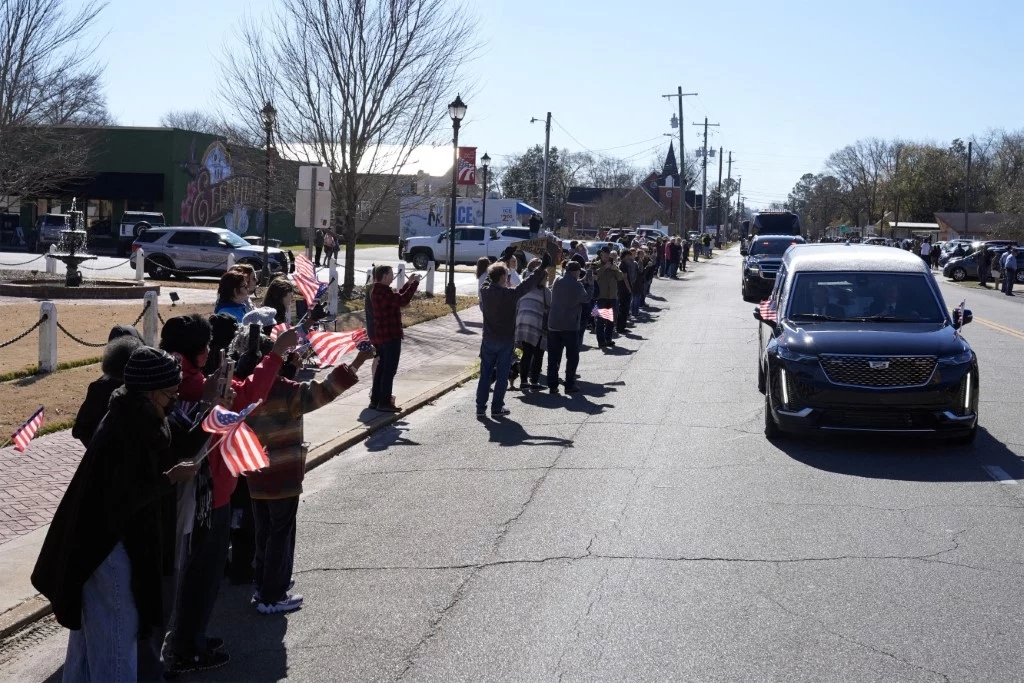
[647,294,667,302]
[451,311,480,335]
[480,417,575,447]
[517,388,613,416]
[365,422,420,452]
[600,346,635,356]
[777,427,1018,483]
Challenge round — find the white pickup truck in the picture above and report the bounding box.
[402,226,528,270]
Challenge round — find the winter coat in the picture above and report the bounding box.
[515,287,550,349]
[71,375,121,448]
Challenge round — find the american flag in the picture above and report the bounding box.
[759,300,777,322]
[591,305,615,322]
[292,273,323,308]
[307,328,369,366]
[295,253,316,279]
[12,406,44,452]
[201,401,268,476]
[953,299,966,338]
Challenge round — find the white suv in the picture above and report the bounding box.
[129,227,288,279]
[117,211,166,256]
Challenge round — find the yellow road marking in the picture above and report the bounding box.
[974,316,1024,341]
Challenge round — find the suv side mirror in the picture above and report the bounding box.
[952,308,973,328]
[437,234,445,243]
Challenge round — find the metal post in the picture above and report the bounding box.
[701,118,708,236]
[262,122,273,285]
[39,301,57,373]
[662,88,697,236]
[716,146,724,245]
[307,167,318,261]
[226,252,235,271]
[541,112,551,230]
[446,117,461,306]
[425,261,435,296]
[481,165,488,227]
[135,247,145,282]
[963,141,973,238]
[726,152,733,239]
[328,256,338,317]
[736,177,742,231]
[396,262,407,289]
[142,290,158,346]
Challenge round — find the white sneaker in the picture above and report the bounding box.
[257,593,304,615]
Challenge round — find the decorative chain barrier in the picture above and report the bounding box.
[144,255,231,274]
[0,314,48,349]
[80,258,132,271]
[0,254,46,267]
[55,320,108,348]
[133,300,152,327]
[157,310,166,324]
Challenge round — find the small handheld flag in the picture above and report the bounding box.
[12,406,44,452]
[591,305,615,322]
[201,401,268,476]
[759,300,777,322]
[307,328,369,367]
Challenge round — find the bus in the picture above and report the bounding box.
[752,211,801,236]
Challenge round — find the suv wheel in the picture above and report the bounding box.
[764,390,782,440]
[757,360,766,394]
[951,267,967,282]
[1016,270,1024,284]
[411,251,430,271]
[133,222,151,237]
[148,255,173,280]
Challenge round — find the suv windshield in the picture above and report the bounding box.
[217,231,250,248]
[788,272,945,323]
[750,239,802,257]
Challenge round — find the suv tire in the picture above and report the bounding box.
[764,390,782,440]
[148,255,173,280]
[411,251,430,271]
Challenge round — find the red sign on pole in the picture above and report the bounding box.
[457,147,477,186]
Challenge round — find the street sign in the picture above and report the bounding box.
[295,166,332,229]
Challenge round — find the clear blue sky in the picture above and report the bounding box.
[83,0,1022,208]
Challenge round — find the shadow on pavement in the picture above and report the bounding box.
[365,422,420,451]
[777,427,1017,483]
[516,386,613,416]
[478,416,575,448]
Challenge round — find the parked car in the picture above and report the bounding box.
[755,243,978,442]
[740,234,806,302]
[943,246,1024,283]
[129,227,289,279]
[35,213,73,252]
[117,211,166,256]
[585,241,617,258]
[401,226,523,270]
[636,227,669,240]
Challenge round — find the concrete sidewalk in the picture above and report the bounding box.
[0,305,484,638]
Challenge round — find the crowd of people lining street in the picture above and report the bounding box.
[28,231,705,681]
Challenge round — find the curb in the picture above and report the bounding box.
[0,363,481,640]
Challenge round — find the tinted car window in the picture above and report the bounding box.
[135,231,164,244]
[464,228,485,241]
[216,231,249,248]
[750,239,802,256]
[788,272,944,323]
[168,231,202,246]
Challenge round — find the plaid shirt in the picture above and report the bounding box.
[369,280,418,345]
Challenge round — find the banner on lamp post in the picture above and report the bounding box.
[457,147,477,186]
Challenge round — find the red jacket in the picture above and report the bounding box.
[210,353,283,509]
[369,280,418,345]
[176,356,208,403]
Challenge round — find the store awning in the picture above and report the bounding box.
[516,201,541,215]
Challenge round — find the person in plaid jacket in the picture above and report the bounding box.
[368,265,420,412]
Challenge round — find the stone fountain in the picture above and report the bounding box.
[45,200,97,287]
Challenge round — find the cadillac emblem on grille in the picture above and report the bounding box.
[820,355,936,388]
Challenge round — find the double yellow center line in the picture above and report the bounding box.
[974,316,1024,341]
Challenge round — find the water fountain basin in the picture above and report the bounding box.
[0,277,160,299]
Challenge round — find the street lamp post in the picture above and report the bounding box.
[446,95,467,307]
[260,101,277,285]
[480,152,491,228]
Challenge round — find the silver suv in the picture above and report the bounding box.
[129,227,289,279]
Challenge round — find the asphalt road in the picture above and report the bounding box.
[0,245,482,296]
[3,246,1024,682]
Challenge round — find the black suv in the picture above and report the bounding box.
[741,235,805,301]
[754,244,978,442]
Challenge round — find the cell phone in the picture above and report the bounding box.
[247,324,261,354]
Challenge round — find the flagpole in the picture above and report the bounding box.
[0,437,13,450]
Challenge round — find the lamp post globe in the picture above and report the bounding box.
[261,101,277,284]
[480,152,490,229]
[446,95,466,306]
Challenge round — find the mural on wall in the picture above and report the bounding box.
[181,141,263,234]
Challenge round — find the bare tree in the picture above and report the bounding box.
[222,0,478,295]
[0,0,109,213]
[160,110,224,136]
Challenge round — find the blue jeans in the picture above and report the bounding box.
[476,340,515,412]
[64,543,138,683]
[631,293,643,316]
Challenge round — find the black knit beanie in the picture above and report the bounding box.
[160,314,212,365]
[123,347,182,392]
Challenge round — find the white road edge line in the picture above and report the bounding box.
[982,465,1017,485]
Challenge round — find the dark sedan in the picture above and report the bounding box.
[755,244,978,442]
[741,235,806,301]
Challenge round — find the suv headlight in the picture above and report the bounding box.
[777,347,817,363]
[937,349,973,365]
[746,263,760,273]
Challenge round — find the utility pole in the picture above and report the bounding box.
[531,113,552,230]
[726,151,733,236]
[892,145,902,240]
[662,88,697,236]
[716,146,724,244]
[963,140,973,238]
[692,117,719,236]
[736,176,742,230]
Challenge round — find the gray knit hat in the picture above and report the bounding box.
[123,347,182,392]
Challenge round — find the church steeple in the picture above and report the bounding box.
[661,143,679,180]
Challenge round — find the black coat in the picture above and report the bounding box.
[32,388,178,635]
[71,375,121,448]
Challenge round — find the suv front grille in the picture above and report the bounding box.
[819,355,936,388]
[823,410,934,430]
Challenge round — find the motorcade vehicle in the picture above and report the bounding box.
[943,246,1024,283]
[754,244,978,442]
[401,226,524,270]
[752,211,801,236]
[741,234,806,302]
[129,227,289,279]
[117,211,166,256]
